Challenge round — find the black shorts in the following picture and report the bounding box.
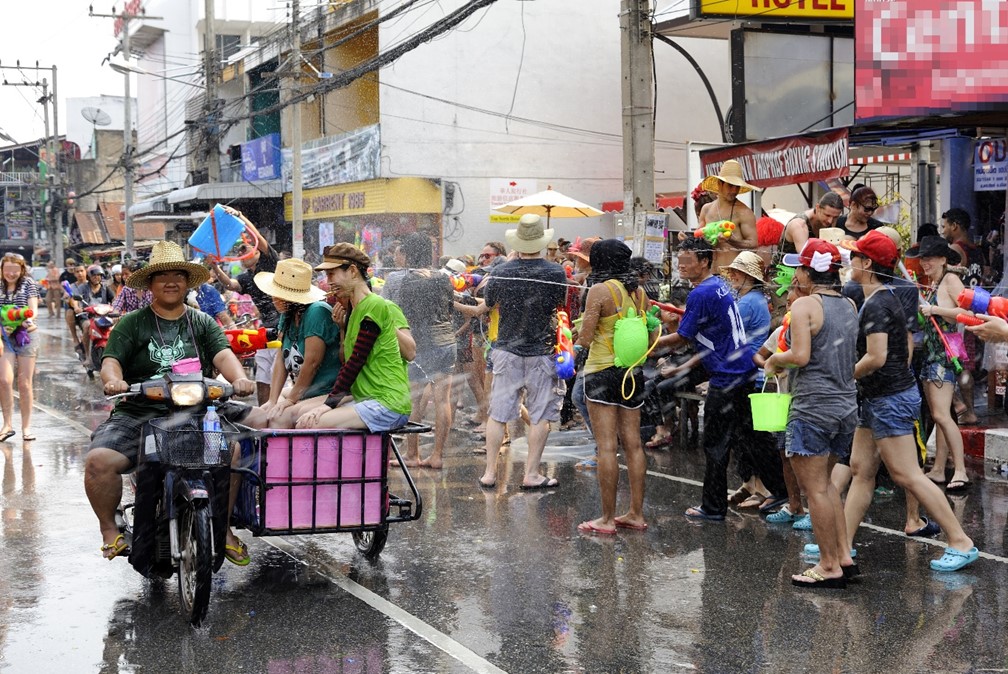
[89,402,252,467]
[584,367,647,409]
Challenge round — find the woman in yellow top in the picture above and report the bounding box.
[574,239,658,535]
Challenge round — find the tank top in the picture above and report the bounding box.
[583,280,646,374]
[789,294,858,428]
[779,213,813,256]
[922,274,957,366]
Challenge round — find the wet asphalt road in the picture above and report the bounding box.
[1,318,1008,672]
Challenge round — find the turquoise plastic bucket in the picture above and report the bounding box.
[188,204,245,257]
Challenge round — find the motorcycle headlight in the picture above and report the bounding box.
[169,382,206,407]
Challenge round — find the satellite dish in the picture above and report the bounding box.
[81,107,112,126]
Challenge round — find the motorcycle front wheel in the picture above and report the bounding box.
[177,504,213,626]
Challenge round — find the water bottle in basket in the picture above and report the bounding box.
[203,407,222,463]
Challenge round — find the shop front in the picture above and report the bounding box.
[283,177,443,269]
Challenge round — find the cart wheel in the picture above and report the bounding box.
[352,526,388,560]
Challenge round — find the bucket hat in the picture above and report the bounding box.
[254,258,326,304]
[127,241,211,289]
[721,250,766,282]
[505,214,554,254]
[701,159,761,194]
[906,235,961,265]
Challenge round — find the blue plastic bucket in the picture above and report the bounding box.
[188,204,245,257]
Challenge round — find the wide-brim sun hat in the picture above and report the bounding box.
[505,213,555,254]
[906,235,961,265]
[700,159,761,194]
[573,236,602,263]
[254,258,326,304]
[720,250,766,282]
[126,240,211,289]
[782,238,842,271]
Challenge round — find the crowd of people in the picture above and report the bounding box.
[0,192,989,584]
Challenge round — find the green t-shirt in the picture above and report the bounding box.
[103,307,231,418]
[343,293,411,415]
[278,301,342,398]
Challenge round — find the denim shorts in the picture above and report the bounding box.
[354,399,409,433]
[859,386,921,440]
[921,360,956,385]
[785,415,856,458]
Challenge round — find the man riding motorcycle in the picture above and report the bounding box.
[83,241,256,565]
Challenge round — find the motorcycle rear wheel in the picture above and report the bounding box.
[177,504,213,626]
[351,526,388,560]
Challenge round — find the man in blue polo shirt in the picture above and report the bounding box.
[657,236,780,520]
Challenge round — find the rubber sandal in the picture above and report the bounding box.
[841,563,861,580]
[907,517,941,538]
[791,568,846,589]
[803,543,857,558]
[21,434,35,442]
[685,505,725,521]
[759,496,790,514]
[100,534,129,560]
[727,487,752,506]
[614,518,648,531]
[478,479,496,489]
[930,546,979,572]
[0,430,14,442]
[766,505,799,523]
[792,514,813,531]
[224,539,251,566]
[737,493,767,509]
[945,479,971,493]
[577,520,616,536]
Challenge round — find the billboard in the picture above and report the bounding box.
[855,0,1008,122]
[698,0,852,21]
[699,128,849,190]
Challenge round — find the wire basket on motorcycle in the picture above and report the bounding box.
[148,415,232,469]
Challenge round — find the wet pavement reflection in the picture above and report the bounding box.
[1,322,1007,672]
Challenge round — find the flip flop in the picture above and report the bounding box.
[21,434,35,442]
[759,496,790,514]
[100,534,129,560]
[0,430,14,442]
[945,479,971,493]
[907,517,941,538]
[685,505,725,521]
[738,493,767,509]
[521,477,559,490]
[478,479,496,489]
[614,518,649,531]
[224,539,251,566]
[727,486,752,506]
[577,520,616,536]
[841,563,861,580]
[791,568,847,589]
[929,546,979,572]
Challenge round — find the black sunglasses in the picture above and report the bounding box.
[859,202,878,213]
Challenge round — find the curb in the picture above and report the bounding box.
[926,426,1008,465]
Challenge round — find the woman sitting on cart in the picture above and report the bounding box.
[241,258,343,429]
[295,243,415,432]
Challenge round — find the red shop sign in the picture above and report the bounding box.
[699,128,849,190]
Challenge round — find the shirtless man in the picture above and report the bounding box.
[698,159,761,252]
[780,192,845,256]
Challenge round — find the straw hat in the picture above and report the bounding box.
[505,214,554,254]
[254,258,327,304]
[701,159,761,194]
[127,241,211,290]
[720,250,765,283]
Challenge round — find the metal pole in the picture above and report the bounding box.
[123,21,135,259]
[291,0,304,259]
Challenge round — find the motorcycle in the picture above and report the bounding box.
[109,372,247,627]
[81,303,119,379]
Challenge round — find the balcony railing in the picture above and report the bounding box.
[0,172,40,186]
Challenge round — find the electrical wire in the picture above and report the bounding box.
[504,0,525,133]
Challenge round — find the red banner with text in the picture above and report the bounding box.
[699,128,849,190]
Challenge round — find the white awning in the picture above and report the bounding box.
[168,180,282,204]
[127,196,171,217]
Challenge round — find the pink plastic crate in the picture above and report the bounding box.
[263,432,384,529]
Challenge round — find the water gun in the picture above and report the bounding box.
[899,263,962,374]
[778,311,791,353]
[451,272,484,292]
[554,309,576,379]
[225,328,281,358]
[694,219,735,246]
[957,287,1008,320]
[772,264,795,296]
[648,300,685,316]
[62,280,75,297]
[1,305,33,330]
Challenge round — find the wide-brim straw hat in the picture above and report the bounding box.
[505,213,554,254]
[701,159,761,194]
[127,241,211,290]
[720,250,765,283]
[254,258,326,304]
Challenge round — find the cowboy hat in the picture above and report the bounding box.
[720,250,765,283]
[701,159,761,194]
[127,241,211,289]
[254,258,326,304]
[505,214,554,254]
[906,235,961,265]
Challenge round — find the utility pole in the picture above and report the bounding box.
[90,5,162,260]
[204,0,220,182]
[290,0,305,260]
[620,0,655,255]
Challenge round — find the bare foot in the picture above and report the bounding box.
[418,457,443,469]
[478,472,496,487]
[402,457,424,468]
